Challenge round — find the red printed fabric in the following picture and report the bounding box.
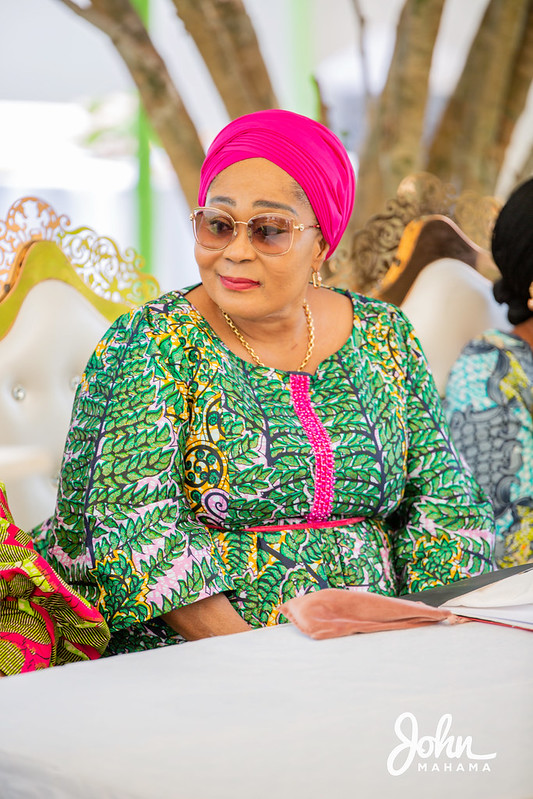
[0,484,109,676]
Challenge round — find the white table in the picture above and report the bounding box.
[0,621,531,799]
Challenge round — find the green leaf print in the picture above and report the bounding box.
[232,465,272,493]
[42,291,495,652]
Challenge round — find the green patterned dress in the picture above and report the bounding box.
[36,288,495,655]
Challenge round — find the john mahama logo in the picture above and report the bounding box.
[387,712,497,775]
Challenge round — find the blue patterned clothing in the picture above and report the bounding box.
[444,329,533,566]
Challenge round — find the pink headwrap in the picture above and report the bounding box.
[198,109,356,259]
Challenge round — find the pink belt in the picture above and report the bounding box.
[242,516,364,533]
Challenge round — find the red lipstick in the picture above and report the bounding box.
[219,275,260,291]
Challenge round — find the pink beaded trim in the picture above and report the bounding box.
[289,372,335,522]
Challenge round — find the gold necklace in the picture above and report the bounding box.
[221,300,315,371]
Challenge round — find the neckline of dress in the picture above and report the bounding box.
[484,328,533,351]
[175,284,357,378]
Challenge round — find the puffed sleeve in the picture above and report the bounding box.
[387,311,496,594]
[48,296,235,631]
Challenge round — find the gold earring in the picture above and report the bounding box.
[312,270,322,289]
[528,282,533,312]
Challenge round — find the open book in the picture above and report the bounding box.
[404,563,533,631]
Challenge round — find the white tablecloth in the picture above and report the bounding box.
[0,621,531,799]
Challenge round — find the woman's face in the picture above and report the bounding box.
[195,158,327,322]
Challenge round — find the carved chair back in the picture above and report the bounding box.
[0,197,160,530]
[327,173,509,395]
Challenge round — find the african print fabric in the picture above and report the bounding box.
[445,329,533,567]
[0,483,109,676]
[36,289,495,655]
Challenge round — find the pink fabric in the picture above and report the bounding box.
[244,516,363,533]
[198,110,356,258]
[281,588,456,639]
[290,373,335,522]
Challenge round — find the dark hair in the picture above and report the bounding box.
[492,177,533,325]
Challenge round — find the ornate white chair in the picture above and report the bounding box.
[328,174,510,396]
[0,197,160,531]
[399,254,510,396]
[376,215,510,395]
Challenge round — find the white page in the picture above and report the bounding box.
[442,568,533,609]
[449,604,533,630]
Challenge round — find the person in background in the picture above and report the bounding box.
[445,177,533,567]
[3,110,494,670]
[0,482,109,678]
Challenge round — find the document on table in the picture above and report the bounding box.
[441,567,533,630]
[404,563,533,631]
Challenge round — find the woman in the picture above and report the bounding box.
[28,110,494,657]
[445,177,533,568]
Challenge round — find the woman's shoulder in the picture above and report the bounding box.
[480,328,531,352]
[340,289,417,351]
[105,287,204,338]
[140,286,201,320]
[322,287,419,372]
[328,286,409,325]
[86,288,213,376]
[458,329,532,363]
[448,328,533,392]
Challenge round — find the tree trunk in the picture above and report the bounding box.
[492,0,533,184]
[171,0,278,119]
[59,0,206,207]
[427,0,530,195]
[515,142,533,187]
[350,0,446,229]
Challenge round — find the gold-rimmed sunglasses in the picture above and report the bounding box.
[190,207,321,256]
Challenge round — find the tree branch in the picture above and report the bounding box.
[515,141,533,188]
[350,0,371,104]
[349,0,446,227]
[428,0,530,194]
[57,0,206,207]
[171,0,277,119]
[492,0,533,183]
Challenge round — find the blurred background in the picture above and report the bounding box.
[1,0,532,292]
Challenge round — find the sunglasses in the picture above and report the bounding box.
[190,207,321,256]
